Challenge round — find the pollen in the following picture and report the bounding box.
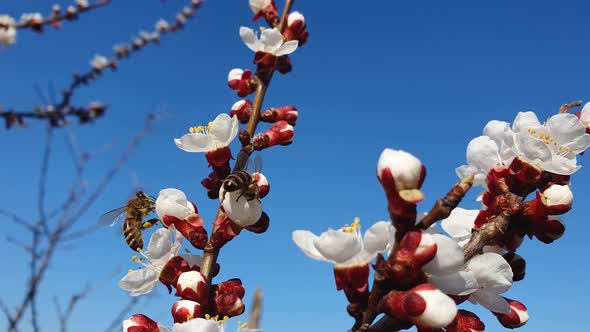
[131,255,140,262]
[238,321,248,329]
[341,217,362,234]
[128,269,134,273]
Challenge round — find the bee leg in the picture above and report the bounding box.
[141,218,160,230]
[235,189,246,202]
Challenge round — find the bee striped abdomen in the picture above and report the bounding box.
[123,214,144,251]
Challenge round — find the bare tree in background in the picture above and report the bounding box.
[0,1,203,331]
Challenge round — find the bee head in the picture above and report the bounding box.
[136,191,149,200]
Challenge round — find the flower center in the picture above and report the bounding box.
[189,121,214,134]
[527,128,572,156]
[128,249,163,273]
[341,217,362,234]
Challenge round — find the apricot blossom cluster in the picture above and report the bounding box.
[117,1,307,331]
[293,103,590,331]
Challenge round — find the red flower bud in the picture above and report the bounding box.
[122,314,160,332]
[201,172,222,200]
[503,252,526,281]
[171,300,203,323]
[173,215,208,250]
[494,298,529,328]
[228,69,256,97]
[210,279,246,317]
[284,11,308,46]
[380,284,457,329]
[260,106,298,126]
[245,211,270,234]
[254,172,270,199]
[532,215,565,244]
[445,309,485,332]
[250,0,278,26]
[210,214,242,249]
[230,100,253,124]
[160,256,192,293]
[176,271,208,303]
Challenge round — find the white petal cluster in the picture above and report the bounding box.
[293,220,395,267]
[239,27,298,56]
[175,114,239,153]
[0,15,16,47]
[118,227,183,296]
[457,111,590,182]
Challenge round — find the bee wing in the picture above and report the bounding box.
[98,207,127,227]
[245,154,263,174]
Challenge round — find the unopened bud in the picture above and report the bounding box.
[260,106,298,125]
[542,184,573,214]
[155,188,198,226]
[380,284,457,329]
[254,172,270,198]
[176,271,208,303]
[228,69,256,97]
[230,100,253,124]
[377,149,426,203]
[172,300,203,323]
[503,252,526,282]
[245,211,270,234]
[533,215,565,244]
[122,314,159,332]
[284,11,308,46]
[211,279,246,317]
[445,309,485,332]
[494,298,529,328]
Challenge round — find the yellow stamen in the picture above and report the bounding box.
[187,314,194,320]
[131,255,140,262]
[128,269,134,273]
[205,314,211,320]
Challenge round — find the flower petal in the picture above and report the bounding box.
[428,270,479,296]
[118,269,159,296]
[466,136,501,172]
[512,111,541,132]
[260,28,284,53]
[314,229,361,264]
[146,228,172,264]
[514,131,552,162]
[467,253,513,294]
[292,230,327,262]
[470,290,511,314]
[174,133,214,153]
[541,155,581,175]
[239,26,262,52]
[546,113,588,151]
[362,221,394,255]
[441,208,477,239]
[422,234,464,275]
[155,188,193,221]
[275,40,299,56]
[209,113,238,147]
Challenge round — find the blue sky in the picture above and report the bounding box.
[1,1,589,331]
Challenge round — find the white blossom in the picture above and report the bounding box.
[441,207,478,247]
[377,149,424,190]
[118,227,183,296]
[175,114,239,153]
[239,27,298,56]
[160,318,222,332]
[581,102,590,128]
[292,219,395,267]
[512,112,590,175]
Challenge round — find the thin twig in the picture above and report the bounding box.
[102,297,141,332]
[13,1,112,30]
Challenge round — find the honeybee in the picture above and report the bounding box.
[222,155,262,202]
[99,191,159,251]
